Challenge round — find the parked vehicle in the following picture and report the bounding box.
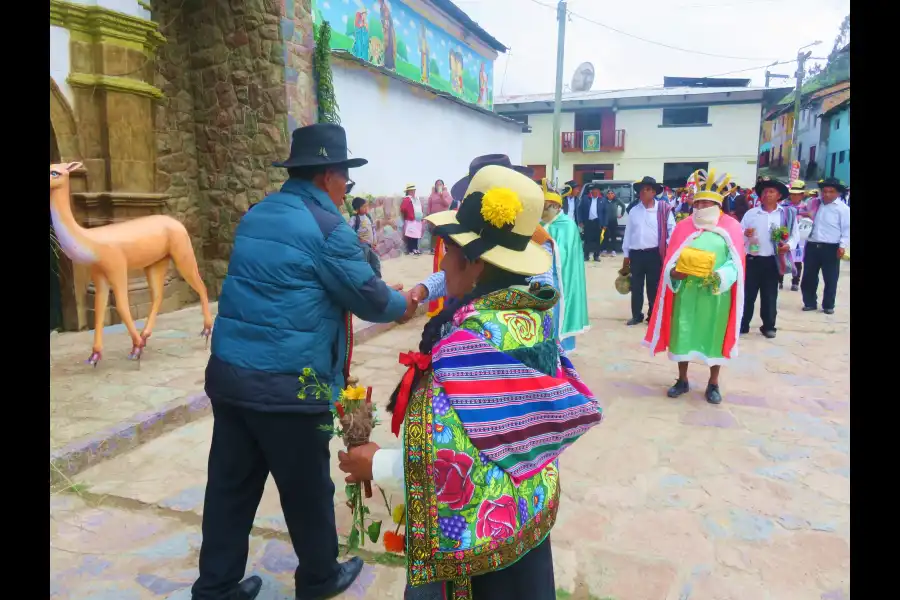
[576,180,633,247]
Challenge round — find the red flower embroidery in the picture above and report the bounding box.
[433,449,476,510]
[475,495,518,540]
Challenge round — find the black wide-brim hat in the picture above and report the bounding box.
[450,154,533,202]
[632,176,664,195]
[755,177,789,199]
[272,123,368,169]
[818,177,848,194]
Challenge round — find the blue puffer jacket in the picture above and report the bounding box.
[206,179,408,413]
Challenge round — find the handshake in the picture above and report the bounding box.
[389,282,429,324]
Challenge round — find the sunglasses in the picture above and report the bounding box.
[345,179,356,195]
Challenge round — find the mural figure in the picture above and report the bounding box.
[478,61,488,106]
[351,7,369,60]
[419,22,430,84]
[449,50,464,95]
[49,162,213,366]
[369,37,385,66]
[379,0,397,70]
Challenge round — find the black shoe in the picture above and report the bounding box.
[705,383,722,405]
[296,557,364,600]
[761,329,776,339]
[790,284,799,292]
[626,317,644,326]
[778,282,784,290]
[584,256,591,262]
[802,306,817,312]
[233,576,262,600]
[667,379,690,398]
[823,308,835,315]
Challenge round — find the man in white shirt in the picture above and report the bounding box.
[801,177,850,315]
[739,178,798,338]
[622,176,675,326]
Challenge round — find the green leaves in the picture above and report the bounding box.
[367,520,382,543]
[348,527,360,551]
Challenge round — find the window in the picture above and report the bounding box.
[663,161,709,189]
[798,143,803,161]
[574,111,603,132]
[835,118,840,130]
[661,107,709,127]
[839,151,846,164]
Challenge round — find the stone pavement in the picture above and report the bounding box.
[50,254,435,482]
[50,259,850,600]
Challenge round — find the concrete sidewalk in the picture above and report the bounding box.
[50,254,435,483]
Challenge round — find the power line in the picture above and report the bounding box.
[523,0,780,61]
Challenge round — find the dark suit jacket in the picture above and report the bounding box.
[578,195,607,224]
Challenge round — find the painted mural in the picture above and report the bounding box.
[312,0,495,109]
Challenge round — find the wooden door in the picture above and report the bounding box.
[529,165,547,182]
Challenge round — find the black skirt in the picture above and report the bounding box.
[404,536,556,600]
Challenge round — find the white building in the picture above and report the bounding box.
[496,79,787,190]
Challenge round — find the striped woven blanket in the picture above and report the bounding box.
[432,329,602,483]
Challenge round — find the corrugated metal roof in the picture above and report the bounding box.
[496,85,775,107]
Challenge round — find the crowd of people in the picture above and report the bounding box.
[188,123,848,600]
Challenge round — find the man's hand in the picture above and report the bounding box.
[744,227,755,237]
[397,284,426,324]
[670,267,688,281]
[623,257,630,269]
[390,282,404,291]
[338,442,380,483]
[777,242,790,254]
[837,247,845,259]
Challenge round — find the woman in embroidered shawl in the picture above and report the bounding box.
[339,166,602,600]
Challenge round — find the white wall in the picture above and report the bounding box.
[330,61,523,196]
[521,102,762,187]
[50,25,72,105]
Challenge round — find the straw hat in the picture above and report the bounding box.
[425,165,552,276]
[788,180,807,195]
[405,183,417,193]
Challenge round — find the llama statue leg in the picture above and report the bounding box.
[87,271,109,367]
[140,259,169,344]
[107,268,144,360]
[169,233,213,341]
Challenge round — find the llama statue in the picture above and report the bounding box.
[49,162,213,366]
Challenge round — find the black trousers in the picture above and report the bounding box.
[192,401,340,600]
[629,248,662,321]
[801,241,841,310]
[404,536,556,600]
[405,236,420,253]
[742,255,780,332]
[780,261,803,287]
[583,219,602,258]
[599,218,619,252]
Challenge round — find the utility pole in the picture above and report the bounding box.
[765,69,789,88]
[785,41,820,173]
[550,0,567,187]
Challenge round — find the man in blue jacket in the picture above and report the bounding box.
[192,124,410,600]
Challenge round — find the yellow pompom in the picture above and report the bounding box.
[392,503,406,525]
[341,385,367,401]
[480,188,523,229]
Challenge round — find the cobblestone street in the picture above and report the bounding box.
[50,256,850,600]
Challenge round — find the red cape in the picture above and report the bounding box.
[643,214,746,360]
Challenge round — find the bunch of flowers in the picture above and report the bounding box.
[383,500,407,554]
[770,225,790,244]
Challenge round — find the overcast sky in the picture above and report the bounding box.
[454,0,849,98]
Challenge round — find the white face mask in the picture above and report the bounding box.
[692,205,721,230]
[436,185,443,193]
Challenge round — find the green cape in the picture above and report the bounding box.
[543,212,590,339]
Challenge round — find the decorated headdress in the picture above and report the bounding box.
[539,177,562,206]
[689,169,737,205]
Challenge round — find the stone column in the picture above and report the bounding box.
[52,0,190,329]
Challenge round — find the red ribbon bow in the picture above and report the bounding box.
[392,351,432,437]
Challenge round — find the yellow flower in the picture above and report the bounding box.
[480,188,523,229]
[342,385,367,401]
[392,503,406,525]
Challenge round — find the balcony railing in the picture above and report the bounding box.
[561,130,626,153]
